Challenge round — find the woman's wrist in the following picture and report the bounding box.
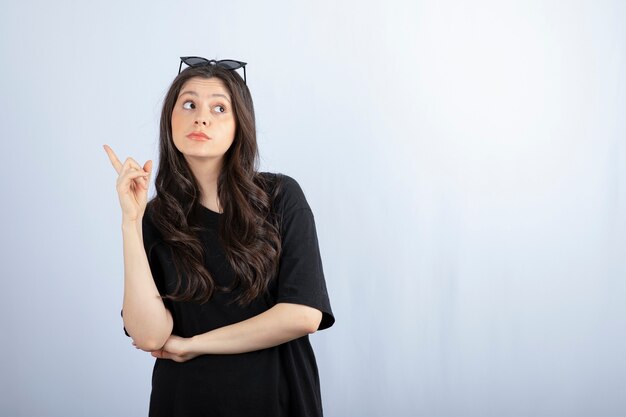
[122,217,142,235]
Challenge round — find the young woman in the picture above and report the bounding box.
[103,56,335,417]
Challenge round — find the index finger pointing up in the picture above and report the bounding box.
[103,144,123,174]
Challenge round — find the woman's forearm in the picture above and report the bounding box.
[122,219,173,350]
[188,303,322,355]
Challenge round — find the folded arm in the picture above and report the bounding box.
[146,303,322,360]
[191,302,322,354]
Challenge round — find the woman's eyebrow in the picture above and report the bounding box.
[179,90,231,102]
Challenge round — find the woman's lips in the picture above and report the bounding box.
[187,132,210,141]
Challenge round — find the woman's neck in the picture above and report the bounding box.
[185,156,222,212]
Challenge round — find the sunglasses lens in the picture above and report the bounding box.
[217,60,244,70]
[183,57,210,67]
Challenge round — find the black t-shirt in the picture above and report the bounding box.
[121,172,335,417]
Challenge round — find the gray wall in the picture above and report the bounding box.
[1,0,624,416]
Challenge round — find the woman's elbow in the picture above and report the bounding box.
[133,336,168,352]
[124,312,173,350]
[305,309,323,334]
[277,303,323,334]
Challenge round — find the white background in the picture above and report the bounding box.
[0,0,624,416]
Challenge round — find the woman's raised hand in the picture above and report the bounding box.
[103,144,152,223]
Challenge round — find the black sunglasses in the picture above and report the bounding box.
[178,56,247,84]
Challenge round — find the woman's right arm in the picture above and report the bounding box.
[121,218,173,351]
[103,144,173,351]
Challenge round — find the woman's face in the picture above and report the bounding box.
[171,76,236,163]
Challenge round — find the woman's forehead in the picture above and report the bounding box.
[179,77,230,98]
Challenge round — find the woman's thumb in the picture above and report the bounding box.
[142,160,152,190]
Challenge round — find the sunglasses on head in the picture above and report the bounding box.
[178,56,247,84]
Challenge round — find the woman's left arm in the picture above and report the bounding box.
[144,303,323,361]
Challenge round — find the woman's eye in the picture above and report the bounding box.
[181,101,225,113]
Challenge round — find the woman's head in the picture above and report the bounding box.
[158,64,258,187]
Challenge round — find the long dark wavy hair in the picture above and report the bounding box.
[147,63,284,307]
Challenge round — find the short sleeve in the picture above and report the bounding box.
[121,208,170,337]
[275,175,335,331]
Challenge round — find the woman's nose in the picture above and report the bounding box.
[195,107,211,126]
